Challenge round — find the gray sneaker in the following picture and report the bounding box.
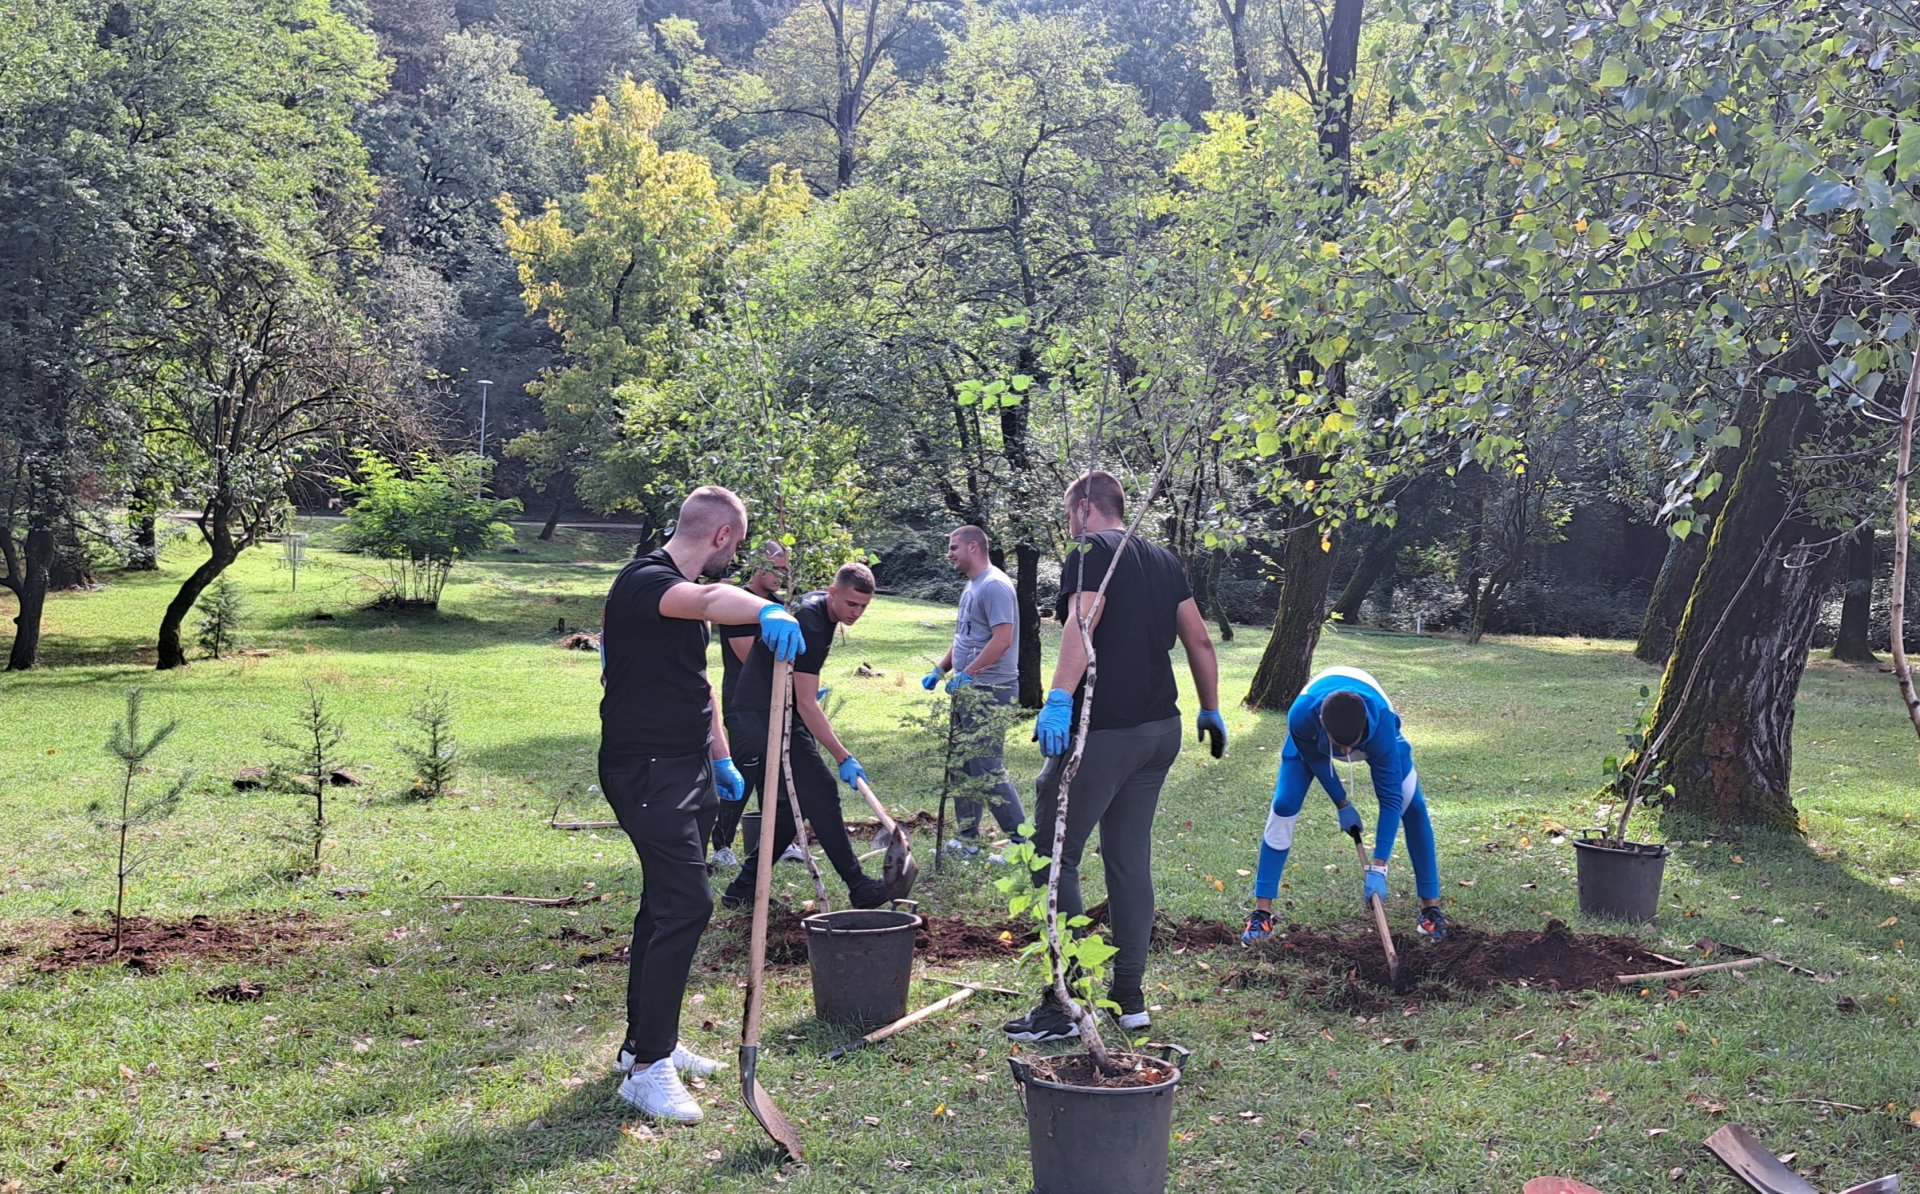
[709,846,739,868]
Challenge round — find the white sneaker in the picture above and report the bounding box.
[1116,1010,1151,1031]
[615,1041,728,1078]
[780,843,808,863]
[710,846,739,868]
[618,1057,703,1123]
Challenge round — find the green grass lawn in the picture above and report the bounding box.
[1,527,1915,1192]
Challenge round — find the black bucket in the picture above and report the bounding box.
[1009,1043,1189,1194]
[740,810,761,848]
[1573,834,1670,922]
[802,901,921,1027]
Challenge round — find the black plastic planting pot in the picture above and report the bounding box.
[802,901,922,1028]
[1573,833,1670,922]
[1008,1043,1189,1194]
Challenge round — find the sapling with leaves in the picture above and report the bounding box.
[400,687,458,800]
[194,577,246,659]
[267,682,346,872]
[94,689,192,954]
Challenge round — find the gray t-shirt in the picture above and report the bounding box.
[953,566,1019,687]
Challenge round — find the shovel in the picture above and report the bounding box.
[1348,824,1399,984]
[741,658,803,1161]
[852,776,918,900]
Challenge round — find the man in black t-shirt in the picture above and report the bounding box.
[719,562,896,911]
[710,540,790,868]
[1002,470,1227,1044]
[597,487,803,1125]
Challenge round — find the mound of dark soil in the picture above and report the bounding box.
[1248,918,1663,998]
[34,911,337,973]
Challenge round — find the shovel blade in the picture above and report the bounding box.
[739,1045,803,1161]
[882,831,918,901]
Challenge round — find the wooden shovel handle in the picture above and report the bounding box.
[742,659,792,1052]
[852,775,898,833]
[829,987,976,1059]
[1354,835,1400,979]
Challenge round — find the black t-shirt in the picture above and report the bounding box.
[716,618,759,717]
[1056,530,1193,732]
[599,549,711,757]
[733,590,834,739]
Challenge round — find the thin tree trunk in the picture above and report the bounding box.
[1642,388,1844,833]
[1331,526,1398,625]
[4,522,54,671]
[1014,542,1042,709]
[1245,518,1338,709]
[539,496,563,541]
[158,537,238,669]
[1829,526,1876,663]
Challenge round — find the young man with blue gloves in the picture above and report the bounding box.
[720,562,902,912]
[922,524,1027,854]
[1003,470,1226,1043]
[598,487,805,1124]
[1240,666,1449,945]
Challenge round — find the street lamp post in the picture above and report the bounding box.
[476,379,493,457]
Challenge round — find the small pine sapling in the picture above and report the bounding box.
[266,682,346,873]
[194,577,246,659]
[401,687,458,800]
[93,689,192,954]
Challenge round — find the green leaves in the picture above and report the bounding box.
[1598,56,1630,88]
[1445,216,1472,241]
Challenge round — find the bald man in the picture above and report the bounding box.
[599,486,802,1124]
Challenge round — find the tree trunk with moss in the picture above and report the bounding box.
[1635,396,1758,665]
[1245,516,1337,709]
[1829,527,1876,664]
[1639,391,1844,833]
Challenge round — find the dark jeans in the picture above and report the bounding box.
[722,728,868,904]
[599,749,719,1066]
[949,684,1027,840]
[1029,716,1181,996]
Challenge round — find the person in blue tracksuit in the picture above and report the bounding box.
[1241,666,1449,943]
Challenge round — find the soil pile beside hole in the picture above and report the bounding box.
[1254,918,1662,995]
[1082,901,1240,952]
[35,912,337,973]
[1029,1053,1175,1089]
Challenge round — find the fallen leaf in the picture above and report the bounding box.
[1646,1128,1669,1137]
[1880,916,1900,929]
[1458,878,1475,887]
[1250,1030,1271,1043]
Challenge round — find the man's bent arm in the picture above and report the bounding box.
[792,672,854,764]
[965,623,1013,676]
[1048,591,1104,693]
[1174,599,1219,710]
[658,581,776,625]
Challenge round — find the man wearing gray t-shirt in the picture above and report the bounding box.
[922,525,1028,852]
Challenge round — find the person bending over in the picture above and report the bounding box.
[720,562,902,911]
[1241,666,1449,945]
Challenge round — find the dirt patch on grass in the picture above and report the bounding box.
[31,911,339,974]
[1242,918,1664,1002]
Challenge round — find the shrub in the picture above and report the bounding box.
[335,449,520,608]
[400,687,458,800]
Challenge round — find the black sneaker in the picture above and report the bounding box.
[847,877,888,909]
[1002,992,1079,1043]
[719,885,747,911]
[1418,906,1451,942]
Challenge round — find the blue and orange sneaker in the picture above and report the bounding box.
[1417,906,1451,942]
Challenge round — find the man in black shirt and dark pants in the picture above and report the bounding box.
[1003,470,1227,1043]
[720,562,897,911]
[710,540,790,869]
[599,486,804,1124]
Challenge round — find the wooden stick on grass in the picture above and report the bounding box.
[1614,956,1765,984]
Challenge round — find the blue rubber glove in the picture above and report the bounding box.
[1196,708,1226,758]
[945,669,975,694]
[1336,802,1362,837]
[838,755,867,788]
[921,667,945,691]
[1034,688,1074,757]
[1363,864,1388,907]
[713,757,745,802]
[757,604,803,662]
